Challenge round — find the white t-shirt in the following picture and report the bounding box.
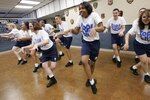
[28,30,34,36]
[107,16,126,34]
[76,12,102,42]
[42,24,54,36]
[19,30,31,38]
[120,17,126,25]
[132,18,139,26]
[128,24,150,44]
[58,21,72,37]
[32,30,53,50]
[10,28,20,38]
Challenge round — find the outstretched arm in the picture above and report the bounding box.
[122,32,130,50]
[30,40,49,51]
[54,26,80,38]
[0,33,13,38]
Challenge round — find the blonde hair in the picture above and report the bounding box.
[7,23,17,29]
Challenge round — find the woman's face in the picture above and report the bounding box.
[142,13,150,25]
[29,23,34,32]
[21,22,26,30]
[79,5,88,18]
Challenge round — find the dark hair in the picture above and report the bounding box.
[39,19,47,24]
[55,15,61,19]
[23,21,29,30]
[30,21,42,31]
[119,10,123,17]
[80,2,93,15]
[138,9,150,30]
[113,8,119,12]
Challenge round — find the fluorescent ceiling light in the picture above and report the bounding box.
[83,0,92,1]
[15,5,33,9]
[20,0,40,5]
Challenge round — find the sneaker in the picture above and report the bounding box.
[47,77,57,88]
[59,52,64,57]
[17,59,23,65]
[58,55,62,60]
[112,58,117,63]
[144,75,150,83]
[58,53,64,60]
[33,67,39,73]
[47,75,50,80]
[90,82,97,94]
[21,60,27,65]
[65,62,73,67]
[78,60,82,65]
[116,61,121,68]
[86,79,97,87]
[135,58,140,63]
[38,63,42,68]
[130,66,139,75]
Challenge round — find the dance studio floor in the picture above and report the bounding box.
[0,47,150,100]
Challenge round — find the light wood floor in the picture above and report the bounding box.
[0,47,150,100]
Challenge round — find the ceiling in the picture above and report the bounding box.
[0,0,54,18]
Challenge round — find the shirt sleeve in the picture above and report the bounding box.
[121,17,126,25]
[48,24,54,29]
[31,36,35,45]
[10,29,19,35]
[92,12,102,25]
[75,16,81,27]
[128,24,138,35]
[62,22,69,31]
[40,30,50,40]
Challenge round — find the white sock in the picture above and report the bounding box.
[116,56,120,62]
[113,55,116,58]
[35,63,38,67]
[59,51,63,55]
[69,60,73,63]
[132,65,137,69]
[18,58,22,60]
[135,56,138,58]
[144,73,150,76]
[49,74,54,78]
[90,79,94,85]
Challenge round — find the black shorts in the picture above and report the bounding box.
[59,36,72,49]
[14,40,31,48]
[81,39,100,62]
[133,40,150,57]
[111,34,124,47]
[41,44,59,63]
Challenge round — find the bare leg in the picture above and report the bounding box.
[12,46,21,60]
[82,55,92,80]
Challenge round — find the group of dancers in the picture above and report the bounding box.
[0,1,149,94]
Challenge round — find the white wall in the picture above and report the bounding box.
[65,0,150,26]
